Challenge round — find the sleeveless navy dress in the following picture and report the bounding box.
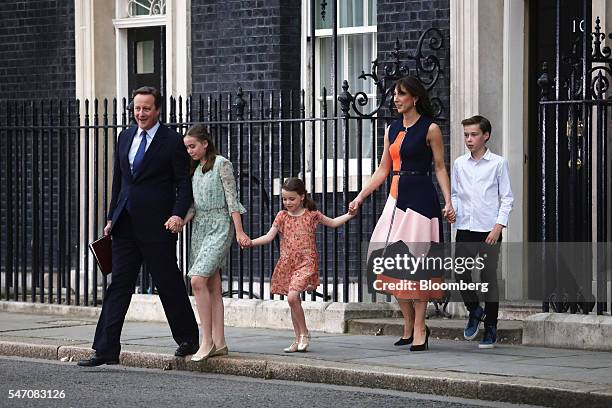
[367,116,445,300]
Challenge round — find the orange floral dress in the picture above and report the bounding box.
[271,210,321,295]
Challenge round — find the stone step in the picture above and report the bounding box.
[497,302,544,320]
[424,300,543,321]
[347,318,523,344]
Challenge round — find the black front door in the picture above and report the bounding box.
[527,0,586,242]
[526,1,607,312]
[128,27,165,96]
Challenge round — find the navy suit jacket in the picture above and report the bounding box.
[107,124,192,242]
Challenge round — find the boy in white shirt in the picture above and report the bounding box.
[451,115,513,349]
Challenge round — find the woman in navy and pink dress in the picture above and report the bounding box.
[349,76,455,352]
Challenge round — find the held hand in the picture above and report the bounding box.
[348,196,364,215]
[485,225,503,245]
[236,231,250,248]
[103,221,112,236]
[442,203,456,224]
[164,215,184,234]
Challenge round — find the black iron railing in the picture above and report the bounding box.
[536,13,612,315]
[0,28,449,306]
[0,92,396,305]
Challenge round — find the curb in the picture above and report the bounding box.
[1,340,610,408]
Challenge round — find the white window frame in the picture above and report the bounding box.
[300,0,377,193]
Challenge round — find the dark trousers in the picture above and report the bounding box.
[455,229,502,327]
[92,212,199,358]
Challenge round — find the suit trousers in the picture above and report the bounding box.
[455,229,502,327]
[92,212,199,358]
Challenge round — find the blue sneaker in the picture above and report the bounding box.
[464,306,484,340]
[479,324,497,349]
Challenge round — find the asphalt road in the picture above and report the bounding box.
[0,356,542,408]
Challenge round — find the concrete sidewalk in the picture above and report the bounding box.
[0,311,611,408]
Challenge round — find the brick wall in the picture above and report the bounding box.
[0,0,75,100]
[0,2,77,285]
[191,0,302,95]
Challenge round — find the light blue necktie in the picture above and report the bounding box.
[132,130,148,175]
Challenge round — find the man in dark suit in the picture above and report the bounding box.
[78,86,199,366]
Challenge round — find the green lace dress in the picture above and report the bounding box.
[187,156,246,277]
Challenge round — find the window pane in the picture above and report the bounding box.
[136,40,155,74]
[340,0,364,28]
[347,33,374,95]
[321,99,373,159]
[316,0,332,29]
[129,0,166,16]
[319,37,332,95]
[321,98,351,159]
[318,37,343,97]
[368,0,376,25]
[321,99,333,158]
[348,100,373,158]
[131,3,149,16]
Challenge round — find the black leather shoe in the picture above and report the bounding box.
[410,326,431,352]
[77,354,119,367]
[394,336,413,346]
[175,342,199,357]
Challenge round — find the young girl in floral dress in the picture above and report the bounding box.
[243,178,353,352]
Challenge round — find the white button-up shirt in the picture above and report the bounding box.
[128,122,160,172]
[451,149,514,232]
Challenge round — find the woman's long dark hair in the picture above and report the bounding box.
[282,178,317,211]
[185,124,217,175]
[395,76,436,118]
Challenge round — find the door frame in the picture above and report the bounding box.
[113,0,191,102]
[114,16,166,102]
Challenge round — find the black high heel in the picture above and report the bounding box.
[410,326,430,352]
[394,336,413,346]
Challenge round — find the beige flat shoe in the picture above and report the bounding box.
[283,341,299,353]
[191,344,216,362]
[297,334,310,352]
[210,345,229,357]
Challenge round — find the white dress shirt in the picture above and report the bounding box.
[128,122,160,173]
[451,148,514,232]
